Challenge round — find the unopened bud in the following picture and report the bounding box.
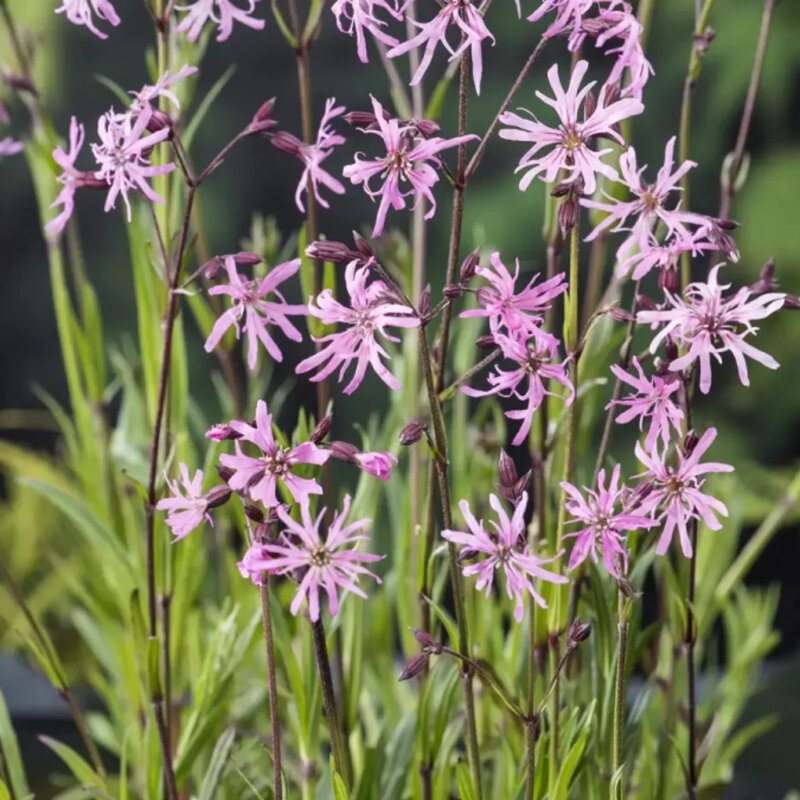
[145,108,173,135]
[411,628,443,653]
[306,240,361,264]
[636,294,658,312]
[607,307,634,323]
[418,285,432,318]
[568,617,592,646]
[683,430,699,455]
[248,98,278,134]
[665,338,679,363]
[443,283,464,300]
[205,484,232,509]
[311,414,333,444]
[658,264,680,294]
[498,449,518,487]
[550,179,573,198]
[399,652,430,681]
[244,503,265,523]
[498,473,530,505]
[558,197,578,236]
[330,440,360,463]
[783,295,800,310]
[411,119,441,137]
[216,464,235,484]
[270,130,304,157]
[476,334,496,349]
[234,251,263,267]
[583,89,597,122]
[694,27,715,53]
[601,82,621,106]
[343,111,378,129]
[749,258,777,295]
[399,420,426,446]
[459,248,480,284]
[206,423,242,441]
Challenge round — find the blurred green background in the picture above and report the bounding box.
[1,0,800,795]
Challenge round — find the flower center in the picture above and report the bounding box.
[641,190,659,211]
[563,128,584,152]
[666,476,685,495]
[264,449,291,475]
[496,545,514,564]
[310,545,332,568]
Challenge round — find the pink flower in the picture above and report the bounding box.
[459,251,567,338]
[46,117,106,238]
[219,400,330,507]
[616,229,720,283]
[0,137,23,158]
[296,259,419,393]
[91,108,174,220]
[332,0,402,63]
[499,60,643,195]
[637,265,785,394]
[343,96,476,236]
[55,0,120,39]
[608,358,683,450]
[237,542,271,585]
[176,0,265,41]
[582,137,706,263]
[354,450,397,480]
[527,0,593,51]
[204,257,306,371]
[561,464,656,578]
[129,65,198,118]
[635,428,733,557]
[442,492,567,622]
[387,0,495,94]
[156,464,211,540]
[243,495,382,621]
[463,332,573,446]
[273,98,346,213]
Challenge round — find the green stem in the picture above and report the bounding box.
[260,576,283,800]
[678,0,717,286]
[612,589,628,800]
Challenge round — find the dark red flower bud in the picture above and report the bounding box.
[476,334,496,349]
[399,420,426,446]
[498,449,518,487]
[498,473,530,505]
[665,338,679,363]
[607,307,634,323]
[601,82,621,106]
[583,89,597,122]
[459,248,481,284]
[271,130,304,157]
[558,197,578,236]
[205,484,232,509]
[683,430,699,455]
[411,119,441,137]
[306,240,361,264]
[443,283,464,300]
[344,111,378,129]
[234,251,263,267]
[206,423,242,441]
[399,652,430,681]
[636,294,658,312]
[248,98,278,134]
[659,264,680,294]
[749,258,777,295]
[216,464,235,484]
[783,295,800,310]
[311,414,333,444]
[410,627,443,652]
[418,285,432,318]
[568,617,592,647]
[330,440,360,463]
[145,108,173,135]
[244,503,265,523]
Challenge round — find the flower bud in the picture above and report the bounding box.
[636,293,658,312]
[498,449,518,487]
[234,251,263,267]
[418,285,432,318]
[310,414,333,444]
[244,503,265,523]
[216,464,235,484]
[352,231,375,259]
[607,307,634,323]
[399,420,426,446]
[399,652,430,681]
[601,82,621,106]
[475,334,496,349]
[410,627,443,653]
[205,484,232,509]
[270,130,304,157]
[683,430,699,455]
[582,89,597,122]
[306,240,361,264]
[411,119,441,137]
[498,473,530,505]
[443,283,464,300]
[206,423,242,441]
[248,98,278,134]
[658,264,680,294]
[550,179,573,198]
[665,338,679,363]
[145,108,173,136]
[343,111,378,129]
[459,248,481,284]
[558,197,578,236]
[330,440,360,463]
[568,617,592,646]
[783,295,800,311]
[749,258,777,295]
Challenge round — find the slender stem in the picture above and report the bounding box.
[260,576,283,800]
[686,520,698,800]
[612,588,628,800]
[719,0,776,221]
[311,618,351,787]
[678,0,717,286]
[61,689,107,781]
[465,39,547,181]
[439,349,500,400]
[524,596,537,800]
[153,699,179,800]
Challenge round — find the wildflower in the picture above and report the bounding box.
[637,265,785,394]
[387,0,495,94]
[562,465,656,578]
[499,60,643,195]
[242,496,382,621]
[608,358,683,450]
[176,0,265,41]
[459,251,568,338]
[616,229,720,283]
[442,492,567,622]
[332,0,402,63]
[635,428,733,557]
[355,450,397,480]
[91,107,174,220]
[129,65,198,119]
[0,137,23,158]
[204,257,306,371]
[527,0,593,50]
[55,0,120,39]
[219,400,330,507]
[156,464,212,540]
[272,97,346,212]
[463,332,573,446]
[582,137,707,262]
[45,117,107,238]
[237,542,271,585]
[343,96,476,236]
[296,259,419,394]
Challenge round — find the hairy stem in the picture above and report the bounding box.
[686,520,699,800]
[612,589,628,800]
[260,576,283,800]
[719,0,776,221]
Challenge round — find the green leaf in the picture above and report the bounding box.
[553,727,590,800]
[40,736,107,789]
[184,66,237,149]
[198,728,236,800]
[332,770,351,800]
[456,763,479,800]
[0,689,29,800]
